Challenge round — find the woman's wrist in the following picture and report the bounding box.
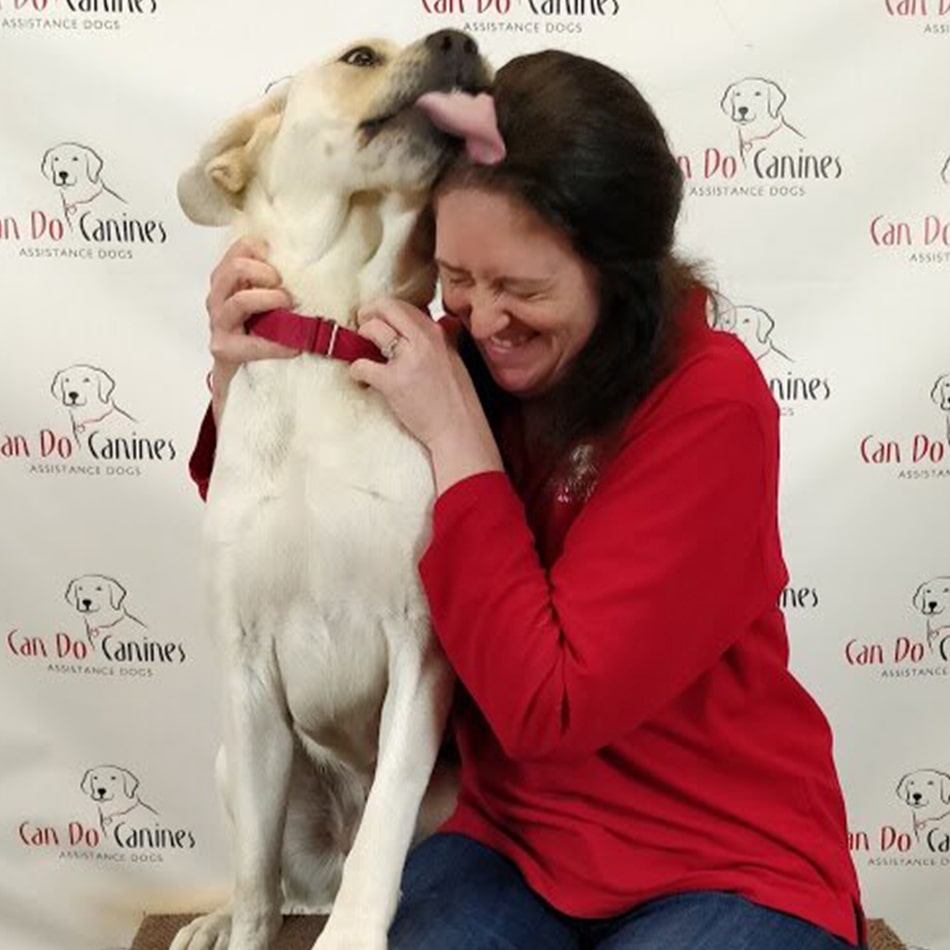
[428,419,503,496]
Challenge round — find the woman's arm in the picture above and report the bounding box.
[419,398,785,764]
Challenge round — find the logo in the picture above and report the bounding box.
[17,764,196,863]
[708,293,832,416]
[680,77,843,200]
[5,573,188,677]
[420,0,621,38]
[859,373,950,479]
[844,574,950,677]
[884,0,950,35]
[1,0,159,34]
[868,158,950,264]
[0,363,178,477]
[780,583,820,610]
[849,766,950,870]
[0,143,168,260]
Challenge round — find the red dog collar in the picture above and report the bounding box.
[246,309,385,364]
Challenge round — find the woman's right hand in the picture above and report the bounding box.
[206,237,297,420]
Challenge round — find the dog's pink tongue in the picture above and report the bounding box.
[415,91,506,165]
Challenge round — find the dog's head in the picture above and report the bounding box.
[913,577,950,617]
[720,77,786,126]
[51,364,116,409]
[178,32,493,227]
[41,142,103,189]
[80,765,140,803]
[931,373,950,412]
[897,769,950,809]
[707,295,775,348]
[65,574,128,615]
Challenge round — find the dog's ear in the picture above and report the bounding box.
[95,368,116,403]
[912,583,926,610]
[719,83,736,118]
[932,375,949,406]
[80,768,94,796]
[83,146,104,184]
[65,578,80,608]
[178,88,288,226]
[120,768,139,798]
[50,369,65,401]
[765,81,786,119]
[942,156,949,184]
[896,774,910,802]
[941,772,950,805]
[107,577,127,610]
[40,147,56,183]
[753,307,775,344]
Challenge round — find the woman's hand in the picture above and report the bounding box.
[351,297,503,494]
[205,238,296,420]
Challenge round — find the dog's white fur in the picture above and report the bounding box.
[80,764,159,833]
[41,142,126,226]
[51,364,136,445]
[65,574,146,650]
[173,35,490,950]
[897,769,950,841]
[720,77,804,164]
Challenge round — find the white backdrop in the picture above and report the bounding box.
[2,1,949,949]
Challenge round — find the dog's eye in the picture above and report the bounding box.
[341,46,380,68]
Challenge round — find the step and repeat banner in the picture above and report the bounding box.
[1,1,948,948]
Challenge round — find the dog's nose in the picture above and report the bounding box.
[82,599,92,609]
[68,391,78,402]
[913,792,922,802]
[738,106,748,117]
[425,29,481,87]
[58,171,68,182]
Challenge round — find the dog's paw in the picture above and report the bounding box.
[170,910,232,950]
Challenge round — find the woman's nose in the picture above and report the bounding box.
[467,289,510,340]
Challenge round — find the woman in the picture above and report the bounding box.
[191,50,864,949]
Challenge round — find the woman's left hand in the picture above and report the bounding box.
[351,297,503,493]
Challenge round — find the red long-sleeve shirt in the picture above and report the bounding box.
[189,291,862,944]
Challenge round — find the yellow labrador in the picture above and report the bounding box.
[173,31,495,950]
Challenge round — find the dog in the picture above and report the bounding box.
[65,574,146,651]
[932,372,950,444]
[40,142,126,228]
[913,577,950,654]
[80,764,159,834]
[720,77,804,165]
[50,364,136,447]
[708,296,791,364]
[172,31,492,950]
[896,769,950,842]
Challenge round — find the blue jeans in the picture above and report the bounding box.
[389,833,862,950]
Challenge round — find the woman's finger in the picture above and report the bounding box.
[206,242,279,313]
[349,357,388,390]
[215,287,293,332]
[357,297,433,344]
[355,316,402,356]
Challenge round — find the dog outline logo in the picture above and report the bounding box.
[707,293,792,364]
[64,574,147,650]
[720,77,805,166]
[896,769,950,842]
[912,577,950,655]
[931,373,950,444]
[80,764,159,834]
[40,142,126,229]
[50,364,136,445]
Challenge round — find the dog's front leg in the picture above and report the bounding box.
[315,625,453,950]
[224,655,295,950]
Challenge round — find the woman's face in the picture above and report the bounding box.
[434,187,600,398]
